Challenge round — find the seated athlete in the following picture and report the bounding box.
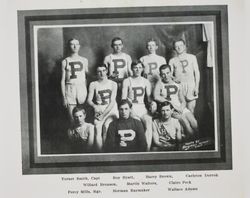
[122,60,155,150]
[154,64,198,139]
[104,99,147,152]
[169,39,200,113]
[140,38,166,89]
[152,101,182,151]
[67,105,94,153]
[61,38,89,124]
[87,64,119,151]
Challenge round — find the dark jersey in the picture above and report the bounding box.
[104,117,147,152]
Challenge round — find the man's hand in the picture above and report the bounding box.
[193,87,199,96]
[63,97,68,108]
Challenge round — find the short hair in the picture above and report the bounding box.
[173,38,186,49]
[131,60,143,69]
[146,38,158,46]
[96,64,108,71]
[159,101,174,110]
[159,64,172,73]
[72,105,86,116]
[118,99,133,109]
[111,37,123,47]
[67,38,80,46]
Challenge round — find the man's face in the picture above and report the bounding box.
[119,103,131,119]
[112,40,123,54]
[147,41,158,54]
[97,66,108,80]
[174,41,186,55]
[132,63,143,77]
[160,67,172,83]
[73,110,86,126]
[160,105,173,120]
[69,39,80,53]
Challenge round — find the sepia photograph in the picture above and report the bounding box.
[18,5,231,174]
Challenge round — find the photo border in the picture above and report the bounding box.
[18,5,231,174]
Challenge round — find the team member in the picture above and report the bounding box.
[152,101,182,151]
[140,38,166,89]
[61,38,89,123]
[103,37,132,89]
[104,99,147,152]
[169,39,200,113]
[87,64,118,151]
[122,61,154,150]
[67,106,94,153]
[154,64,198,138]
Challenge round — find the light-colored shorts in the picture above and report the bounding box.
[132,103,148,118]
[65,83,87,105]
[181,82,198,101]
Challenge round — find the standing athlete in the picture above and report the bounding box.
[154,64,198,139]
[87,64,119,151]
[140,38,166,89]
[104,99,147,152]
[61,38,88,123]
[122,61,154,150]
[169,39,200,113]
[104,37,132,100]
[152,101,182,151]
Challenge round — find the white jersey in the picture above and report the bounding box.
[169,53,198,84]
[125,77,150,104]
[104,53,132,80]
[153,118,180,141]
[92,79,115,106]
[64,56,88,84]
[140,54,166,85]
[155,80,181,108]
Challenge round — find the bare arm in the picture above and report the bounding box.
[127,55,132,76]
[153,81,167,103]
[61,59,67,107]
[145,79,152,104]
[121,78,129,100]
[87,82,97,109]
[193,56,200,95]
[87,125,94,151]
[175,120,182,142]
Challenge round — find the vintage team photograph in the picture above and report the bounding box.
[18,6,232,174]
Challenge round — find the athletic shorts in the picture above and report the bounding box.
[95,102,119,122]
[132,103,148,118]
[65,83,87,105]
[181,82,198,101]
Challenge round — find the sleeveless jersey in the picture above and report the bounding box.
[94,80,114,106]
[127,77,149,104]
[157,81,181,107]
[64,56,88,84]
[153,118,180,142]
[104,53,132,80]
[140,54,166,84]
[71,123,93,142]
[169,53,198,84]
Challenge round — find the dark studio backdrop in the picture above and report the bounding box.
[37,24,214,154]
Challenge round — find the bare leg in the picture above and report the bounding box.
[187,100,196,114]
[141,114,153,151]
[67,104,76,125]
[102,115,117,143]
[94,119,103,152]
[185,112,199,134]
